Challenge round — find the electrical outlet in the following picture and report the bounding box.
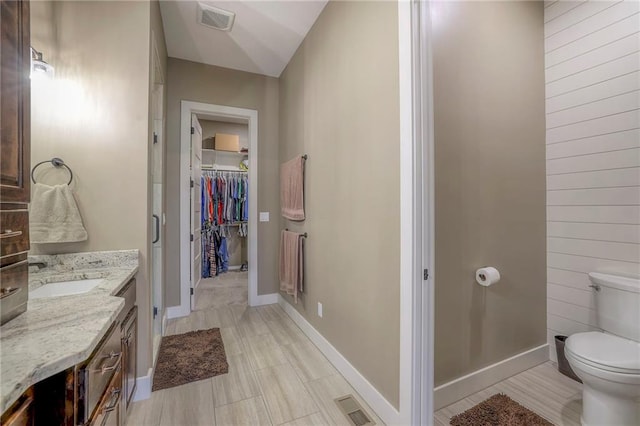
[318,302,323,318]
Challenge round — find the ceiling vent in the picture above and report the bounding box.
[197,3,235,32]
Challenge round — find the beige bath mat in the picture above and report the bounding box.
[450,393,553,426]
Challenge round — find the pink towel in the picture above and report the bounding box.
[280,156,305,221]
[279,230,305,303]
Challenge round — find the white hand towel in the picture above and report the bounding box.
[30,183,88,243]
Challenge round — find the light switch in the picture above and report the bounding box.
[259,212,270,222]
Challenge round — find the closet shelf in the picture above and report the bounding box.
[202,165,247,172]
[202,148,248,156]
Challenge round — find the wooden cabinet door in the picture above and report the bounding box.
[122,307,137,410]
[1,388,34,426]
[0,0,30,204]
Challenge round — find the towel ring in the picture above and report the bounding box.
[31,157,73,185]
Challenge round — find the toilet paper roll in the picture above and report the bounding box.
[476,267,500,287]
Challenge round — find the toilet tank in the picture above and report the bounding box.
[590,272,640,342]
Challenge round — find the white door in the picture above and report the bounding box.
[190,114,202,310]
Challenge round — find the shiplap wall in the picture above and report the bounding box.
[544,0,640,362]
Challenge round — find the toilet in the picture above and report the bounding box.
[565,272,640,426]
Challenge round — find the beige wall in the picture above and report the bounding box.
[165,59,279,305]
[279,1,401,408]
[432,1,547,385]
[30,1,154,372]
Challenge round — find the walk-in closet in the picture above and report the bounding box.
[193,116,250,310]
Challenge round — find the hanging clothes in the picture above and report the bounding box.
[200,170,248,278]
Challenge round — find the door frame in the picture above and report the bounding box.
[399,0,435,424]
[172,101,259,318]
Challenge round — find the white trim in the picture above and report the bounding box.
[278,295,401,425]
[401,1,436,425]
[132,368,153,402]
[162,310,167,335]
[398,1,420,425]
[178,101,260,318]
[253,292,278,306]
[417,1,437,425]
[434,344,550,410]
[166,303,189,320]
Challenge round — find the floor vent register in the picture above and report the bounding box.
[334,395,375,426]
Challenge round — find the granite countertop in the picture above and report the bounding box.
[0,250,139,414]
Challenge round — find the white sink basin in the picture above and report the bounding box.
[30,279,103,299]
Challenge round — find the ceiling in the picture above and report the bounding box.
[159,0,328,78]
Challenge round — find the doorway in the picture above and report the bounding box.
[170,101,259,319]
[192,114,251,310]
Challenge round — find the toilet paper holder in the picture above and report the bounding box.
[476,267,500,286]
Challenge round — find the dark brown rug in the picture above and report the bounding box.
[152,328,228,391]
[450,394,553,426]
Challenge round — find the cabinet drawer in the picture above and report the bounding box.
[89,366,122,426]
[0,210,29,258]
[77,325,122,424]
[0,259,28,325]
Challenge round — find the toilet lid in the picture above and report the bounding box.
[565,332,640,374]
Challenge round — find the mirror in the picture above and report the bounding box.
[28,0,153,256]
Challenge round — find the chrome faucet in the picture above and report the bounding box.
[28,261,48,270]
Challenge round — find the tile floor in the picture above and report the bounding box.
[131,272,584,426]
[127,272,383,426]
[434,361,583,426]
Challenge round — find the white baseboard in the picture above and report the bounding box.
[251,292,278,306]
[277,295,401,425]
[166,303,189,319]
[132,368,153,402]
[162,311,168,336]
[434,343,549,410]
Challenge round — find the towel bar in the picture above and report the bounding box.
[285,228,307,238]
[31,157,73,185]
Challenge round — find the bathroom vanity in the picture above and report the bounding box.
[0,251,139,426]
[2,4,142,424]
